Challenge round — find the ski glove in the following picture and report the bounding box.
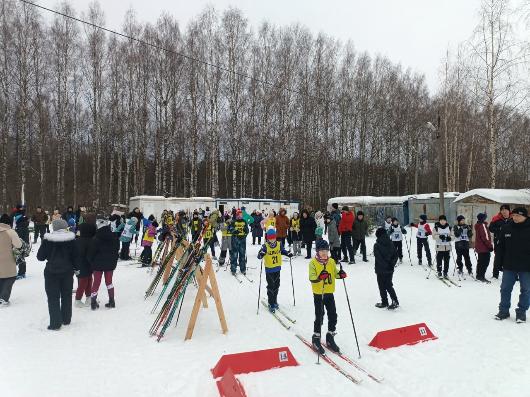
[445,236,451,242]
[338,269,347,279]
[287,252,293,258]
[318,270,331,281]
[257,250,266,259]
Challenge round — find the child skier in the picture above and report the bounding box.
[309,239,347,354]
[433,215,452,278]
[190,211,201,242]
[203,214,217,259]
[410,214,433,267]
[374,227,399,309]
[290,212,301,256]
[388,217,407,264]
[119,217,138,260]
[229,210,249,275]
[257,228,292,312]
[140,221,158,267]
[453,215,473,276]
[219,214,232,267]
[383,215,393,231]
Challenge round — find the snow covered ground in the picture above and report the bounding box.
[1,228,529,397]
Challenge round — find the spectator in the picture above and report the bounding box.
[300,209,317,259]
[338,206,355,264]
[352,211,369,262]
[489,204,511,280]
[0,214,23,307]
[31,206,49,244]
[275,208,290,249]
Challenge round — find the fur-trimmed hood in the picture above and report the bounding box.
[43,230,76,242]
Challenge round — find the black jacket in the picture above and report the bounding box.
[76,223,96,277]
[37,230,78,274]
[300,216,317,243]
[352,218,369,240]
[88,226,119,271]
[489,215,511,248]
[498,218,530,272]
[454,224,473,248]
[15,216,30,243]
[374,234,397,275]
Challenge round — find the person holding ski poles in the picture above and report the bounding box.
[257,228,292,313]
[410,214,433,267]
[309,239,347,354]
[433,215,453,279]
[388,217,406,264]
[454,215,473,276]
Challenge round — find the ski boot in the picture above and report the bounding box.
[388,301,399,310]
[399,258,403,264]
[16,274,26,280]
[516,311,526,323]
[443,273,449,280]
[105,298,116,309]
[74,299,84,308]
[91,296,99,311]
[494,311,510,320]
[375,302,388,308]
[362,257,369,263]
[437,271,443,278]
[268,303,275,313]
[326,331,340,353]
[418,260,423,266]
[348,260,355,265]
[312,333,325,355]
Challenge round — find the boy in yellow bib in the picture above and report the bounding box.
[258,228,292,313]
[309,239,347,354]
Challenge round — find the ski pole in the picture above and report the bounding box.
[340,266,362,359]
[256,259,264,315]
[289,256,296,306]
[317,279,326,365]
[404,234,413,266]
[450,245,458,277]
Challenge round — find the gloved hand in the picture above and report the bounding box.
[338,269,347,279]
[446,236,451,242]
[409,223,415,227]
[440,235,446,241]
[318,270,330,280]
[74,270,80,276]
[287,252,293,258]
[257,249,266,260]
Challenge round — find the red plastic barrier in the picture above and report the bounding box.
[216,367,247,397]
[369,322,437,350]
[212,347,299,378]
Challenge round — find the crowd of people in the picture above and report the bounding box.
[0,200,528,338]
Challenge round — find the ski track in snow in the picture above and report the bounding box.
[1,227,528,397]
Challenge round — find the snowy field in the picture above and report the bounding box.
[1,228,528,397]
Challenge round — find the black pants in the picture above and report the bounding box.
[141,246,152,264]
[209,239,216,257]
[44,270,73,328]
[456,246,472,272]
[305,241,313,258]
[277,237,286,251]
[0,277,16,302]
[252,236,262,245]
[353,238,367,259]
[219,249,229,265]
[266,272,281,306]
[33,224,47,243]
[376,273,398,305]
[477,252,491,279]
[393,241,403,259]
[120,241,131,260]
[17,259,26,277]
[492,248,503,278]
[313,293,337,334]
[340,232,354,261]
[331,247,341,263]
[416,238,432,264]
[436,251,450,275]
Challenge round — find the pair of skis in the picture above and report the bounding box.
[232,271,254,283]
[295,334,383,385]
[260,299,295,330]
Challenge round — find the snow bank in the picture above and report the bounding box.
[454,188,530,205]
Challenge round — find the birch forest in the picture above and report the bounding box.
[1,0,529,212]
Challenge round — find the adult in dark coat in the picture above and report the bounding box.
[300,209,317,259]
[88,220,119,310]
[373,227,399,309]
[352,211,369,262]
[74,223,96,306]
[36,219,78,330]
[489,204,511,279]
[62,206,75,223]
[251,211,264,245]
[495,207,530,323]
[13,208,30,278]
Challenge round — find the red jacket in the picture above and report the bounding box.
[474,221,493,253]
[338,211,354,234]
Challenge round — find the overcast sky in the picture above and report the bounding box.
[36,0,518,93]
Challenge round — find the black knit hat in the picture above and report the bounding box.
[332,203,338,210]
[315,239,330,252]
[0,213,11,225]
[456,215,465,222]
[342,205,349,212]
[375,227,387,238]
[439,215,447,221]
[419,214,427,221]
[512,207,528,218]
[500,204,511,211]
[477,213,487,222]
[357,210,364,216]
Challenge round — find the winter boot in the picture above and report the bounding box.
[437,271,443,279]
[312,333,325,355]
[443,273,449,280]
[268,304,275,313]
[326,331,340,353]
[362,257,369,263]
[516,311,526,324]
[388,301,399,310]
[375,302,388,308]
[74,299,84,308]
[85,296,92,307]
[494,311,510,320]
[105,298,115,309]
[91,296,99,311]
[418,260,423,266]
[348,260,355,265]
